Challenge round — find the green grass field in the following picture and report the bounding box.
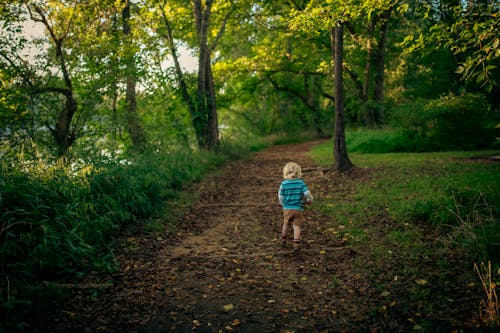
[311,141,499,264]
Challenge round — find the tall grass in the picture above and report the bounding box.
[0,142,250,330]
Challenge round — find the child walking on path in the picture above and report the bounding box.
[278,162,313,249]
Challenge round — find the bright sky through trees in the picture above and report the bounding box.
[21,20,198,72]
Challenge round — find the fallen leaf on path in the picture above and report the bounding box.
[62,310,76,317]
[415,279,428,285]
[223,304,234,312]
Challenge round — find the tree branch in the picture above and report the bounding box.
[31,86,71,95]
[160,5,196,116]
[314,80,335,102]
[210,4,235,51]
[344,66,364,100]
[267,75,309,106]
[256,68,325,76]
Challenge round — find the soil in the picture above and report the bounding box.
[40,141,484,333]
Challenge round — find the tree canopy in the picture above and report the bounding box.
[0,0,497,159]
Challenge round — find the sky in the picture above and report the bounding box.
[21,21,198,73]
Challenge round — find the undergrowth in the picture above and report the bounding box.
[0,141,251,331]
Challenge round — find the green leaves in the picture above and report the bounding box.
[289,0,399,32]
[407,2,499,92]
[0,143,243,330]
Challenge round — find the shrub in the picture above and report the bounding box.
[346,128,407,153]
[0,143,243,331]
[391,94,496,151]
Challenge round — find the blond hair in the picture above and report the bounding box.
[283,162,302,179]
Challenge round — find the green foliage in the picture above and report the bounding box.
[397,47,461,99]
[0,143,246,331]
[341,95,497,153]
[435,4,498,92]
[390,94,497,151]
[344,127,407,153]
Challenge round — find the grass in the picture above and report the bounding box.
[310,140,500,328]
[0,140,255,331]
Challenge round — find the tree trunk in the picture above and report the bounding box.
[362,21,375,126]
[122,1,145,150]
[53,92,77,157]
[47,14,77,157]
[363,22,374,103]
[372,8,392,124]
[305,74,325,138]
[160,8,199,144]
[331,24,353,172]
[205,56,219,148]
[194,0,219,150]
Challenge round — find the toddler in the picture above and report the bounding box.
[278,162,313,249]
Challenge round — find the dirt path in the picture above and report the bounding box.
[45,141,385,333]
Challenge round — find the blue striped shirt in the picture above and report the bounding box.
[278,179,312,211]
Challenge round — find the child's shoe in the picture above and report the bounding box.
[279,235,287,247]
[292,239,301,251]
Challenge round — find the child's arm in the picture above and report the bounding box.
[304,190,313,205]
[278,184,284,206]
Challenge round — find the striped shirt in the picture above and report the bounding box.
[278,179,312,211]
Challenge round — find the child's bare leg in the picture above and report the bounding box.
[292,224,301,247]
[281,221,289,243]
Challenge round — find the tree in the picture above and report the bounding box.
[345,4,395,125]
[216,1,334,138]
[155,0,236,150]
[26,3,79,157]
[290,1,353,171]
[331,23,353,171]
[289,0,401,171]
[0,1,128,157]
[404,0,499,95]
[122,0,146,150]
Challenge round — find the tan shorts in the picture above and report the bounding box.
[283,210,305,227]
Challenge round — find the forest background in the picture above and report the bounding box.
[0,0,498,330]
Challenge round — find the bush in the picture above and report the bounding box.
[0,143,244,331]
[346,128,407,153]
[391,94,497,151]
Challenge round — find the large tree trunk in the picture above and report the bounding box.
[205,57,219,148]
[32,3,77,157]
[331,24,353,172]
[53,92,77,157]
[194,0,219,150]
[122,1,145,150]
